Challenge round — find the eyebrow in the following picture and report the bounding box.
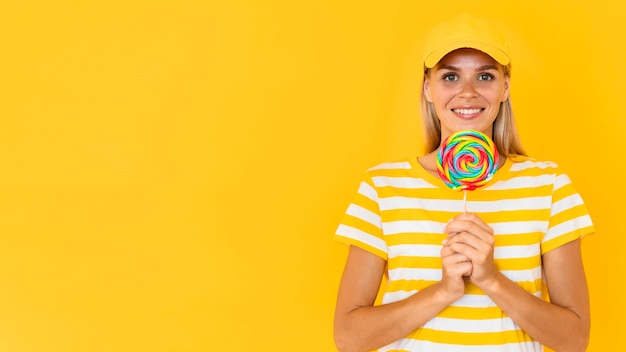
[437,64,499,72]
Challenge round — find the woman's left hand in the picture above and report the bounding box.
[443,212,497,288]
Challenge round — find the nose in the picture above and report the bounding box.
[458,80,478,98]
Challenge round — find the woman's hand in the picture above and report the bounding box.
[443,213,497,289]
[439,241,472,300]
[334,245,467,352]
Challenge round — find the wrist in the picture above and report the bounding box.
[474,271,501,294]
[432,281,464,305]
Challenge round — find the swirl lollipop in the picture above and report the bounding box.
[437,130,499,211]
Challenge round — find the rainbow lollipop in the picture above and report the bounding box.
[437,130,499,211]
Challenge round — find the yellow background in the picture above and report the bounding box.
[0,1,622,351]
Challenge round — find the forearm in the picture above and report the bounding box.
[480,272,589,352]
[334,282,454,352]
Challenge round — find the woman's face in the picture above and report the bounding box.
[423,48,510,142]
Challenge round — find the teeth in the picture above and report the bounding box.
[453,108,481,114]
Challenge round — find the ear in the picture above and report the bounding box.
[423,78,433,103]
[501,75,511,102]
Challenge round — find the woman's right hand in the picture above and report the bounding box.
[439,240,471,300]
[334,245,469,352]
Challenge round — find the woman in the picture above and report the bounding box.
[333,14,594,352]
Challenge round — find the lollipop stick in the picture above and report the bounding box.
[463,190,467,213]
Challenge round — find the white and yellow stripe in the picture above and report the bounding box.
[335,156,594,351]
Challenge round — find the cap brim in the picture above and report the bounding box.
[424,40,510,68]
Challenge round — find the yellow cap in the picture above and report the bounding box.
[423,13,511,68]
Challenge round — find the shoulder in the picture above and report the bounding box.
[506,155,578,190]
[507,155,573,181]
[508,155,560,172]
[360,157,434,189]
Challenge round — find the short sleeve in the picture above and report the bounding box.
[541,172,595,254]
[334,173,388,259]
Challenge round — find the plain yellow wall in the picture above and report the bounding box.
[0,1,622,351]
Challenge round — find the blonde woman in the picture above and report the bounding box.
[334,14,593,352]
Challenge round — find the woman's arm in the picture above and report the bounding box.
[445,213,590,352]
[333,245,471,352]
[484,240,589,351]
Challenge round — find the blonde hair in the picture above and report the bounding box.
[420,64,527,158]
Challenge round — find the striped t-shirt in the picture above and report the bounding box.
[335,155,594,352]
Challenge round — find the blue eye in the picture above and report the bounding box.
[443,73,458,81]
[478,73,494,81]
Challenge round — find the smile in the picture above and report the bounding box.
[452,108,483,114]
